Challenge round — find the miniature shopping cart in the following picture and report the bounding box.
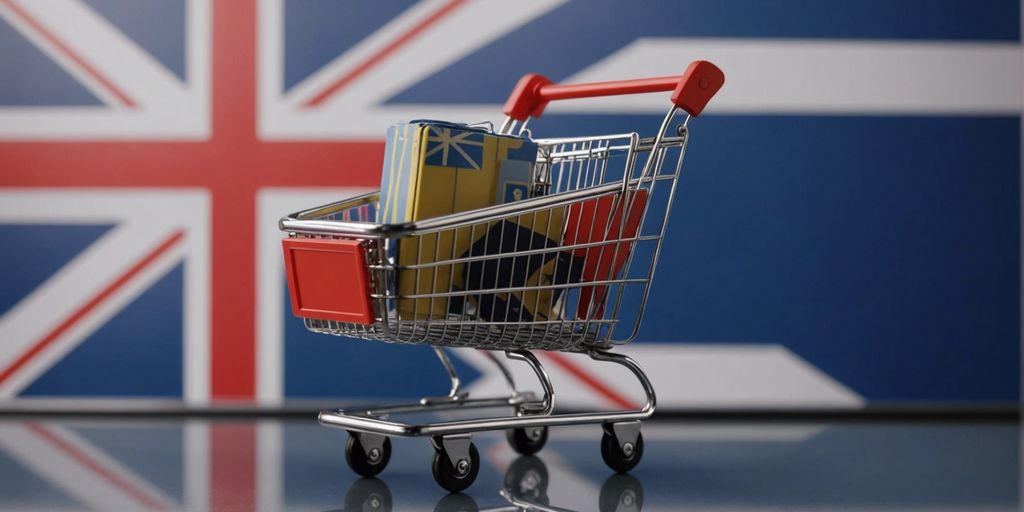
[279,60,724,492]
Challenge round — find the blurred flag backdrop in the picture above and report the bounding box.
[0,0,1020,410]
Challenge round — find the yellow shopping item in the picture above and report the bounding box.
[378,120,542,320]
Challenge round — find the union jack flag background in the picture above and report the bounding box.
[0,0,1020,410]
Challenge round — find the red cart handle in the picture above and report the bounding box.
[503,60,724,122]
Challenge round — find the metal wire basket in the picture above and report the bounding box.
[285,128,690,353]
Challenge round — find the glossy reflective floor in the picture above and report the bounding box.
[0,416,1017,511]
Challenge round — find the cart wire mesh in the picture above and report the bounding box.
[288,124,690,353]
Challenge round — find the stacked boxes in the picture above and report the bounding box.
[379,120,536,224]
[378,120,553,320]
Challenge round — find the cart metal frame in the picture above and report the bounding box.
[279,60,724,492]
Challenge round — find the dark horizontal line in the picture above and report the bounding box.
[0,406,1017,423]
[645,407,1020,423]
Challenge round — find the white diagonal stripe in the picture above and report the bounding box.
[284,0,567,109]
[0,423,177,510]
[0,190,210,403]
[554,38,1023,115]
[0,227,185,398]
[0,0,210,140]
[260,0,566,139]
[263,32,1021,139]
[456,343,864,409]
[13,0,189,109]
[0,0,120,107]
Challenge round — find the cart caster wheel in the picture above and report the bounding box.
[599,474,643,512]
[601,428,644,474]
[507,426,548,455]
[345,433,391,477]
[431,441,480,493]
[343,477,392,512]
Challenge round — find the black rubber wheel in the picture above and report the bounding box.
[432,493,479,512]
[431,442,480,493]
[600,430,644,474]
[506,426,548,456]
[343,477,393,512]
[598,473,643,512]
[503,455,549,503]
[345,433,391,478]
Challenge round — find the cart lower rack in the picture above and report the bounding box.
[280,60,724,492]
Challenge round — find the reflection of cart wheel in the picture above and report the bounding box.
[431,442,480,493]
[343,477,393,512]
[345,434,391,477]
[503,455,549,503]
[601,430,644,473]
[506,426,548,455]
[432,493,479,512]
[599,474,644,512]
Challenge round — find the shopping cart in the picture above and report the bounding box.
[279,60,724,492]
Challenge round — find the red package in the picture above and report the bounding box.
[563,189,648,318]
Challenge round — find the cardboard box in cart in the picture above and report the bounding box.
[379,120,564,320]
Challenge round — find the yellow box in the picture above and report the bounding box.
[378,121,543,319]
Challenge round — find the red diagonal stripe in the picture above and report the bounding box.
[0,0,137,108]
[28,423,170,510]
[301,0,468,108]
[0,230,184,386]
[543,352,638,410]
